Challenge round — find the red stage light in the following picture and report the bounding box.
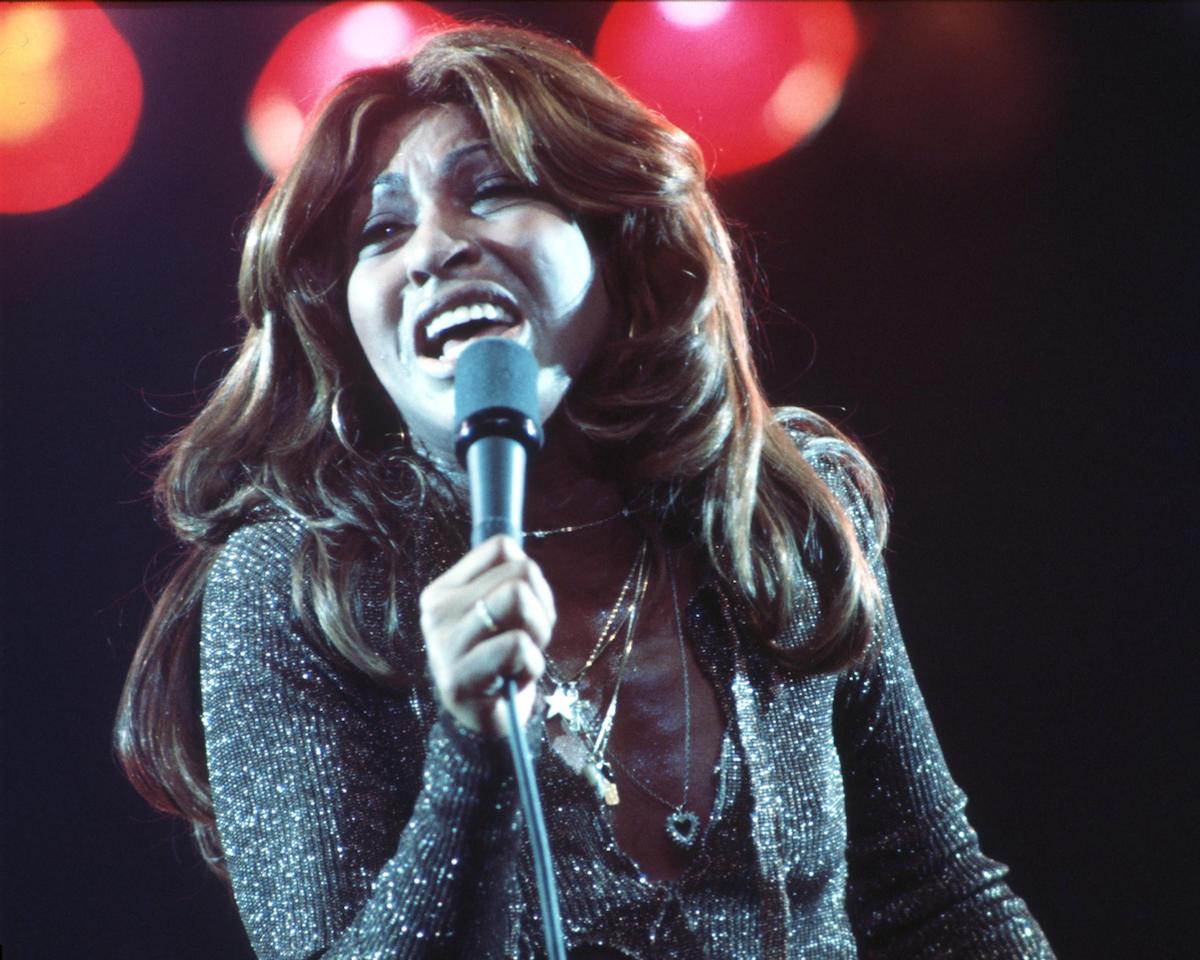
[594,1,858,177]
[245,1,454,176]
[0,2,143,214]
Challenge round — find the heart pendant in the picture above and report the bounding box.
[666,809,700,849]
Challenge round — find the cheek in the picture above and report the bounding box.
[346,266,393,355]
[509,212,597,311]
[345,268,371,334]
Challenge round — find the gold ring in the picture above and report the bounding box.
[474,597,499,634]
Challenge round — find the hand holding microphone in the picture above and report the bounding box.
[423,339,574,958]
[419,339,554,737]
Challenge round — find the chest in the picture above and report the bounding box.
[542,574,727,882]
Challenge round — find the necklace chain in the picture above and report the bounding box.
[544,540,647,686]
[526,507,632,539]
[543,549,701,848]
[586,556,648,767]
[542,544,649,807]
[604,555,692,815]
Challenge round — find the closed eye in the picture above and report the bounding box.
[470,178,529,212]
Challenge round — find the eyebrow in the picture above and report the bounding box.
[370,141,495,194]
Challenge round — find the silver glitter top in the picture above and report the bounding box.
[199,448,1053,958]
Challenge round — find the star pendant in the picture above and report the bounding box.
[545,682,579,721]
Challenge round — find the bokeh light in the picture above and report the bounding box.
[660,2,732,29]
[0,2,143,214]
[594,1,858,176]
[245,1,454,176]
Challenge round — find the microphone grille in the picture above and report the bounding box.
[454,338,540,426]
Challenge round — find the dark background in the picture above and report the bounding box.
[2,3,1195,957]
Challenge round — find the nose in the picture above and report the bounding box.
[405,210,480,287]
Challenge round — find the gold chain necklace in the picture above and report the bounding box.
[543,540,646,689]
[603,556,700,849]
[544,545,649,807]
[526,507,633,539]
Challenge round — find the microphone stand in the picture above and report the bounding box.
[502,675,566,960]
[460,407,567,960]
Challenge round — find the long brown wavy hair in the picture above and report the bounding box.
[115,25,886,878]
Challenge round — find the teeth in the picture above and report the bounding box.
[426,302,513,340]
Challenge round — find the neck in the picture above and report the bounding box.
[523,416,626,535]
[522,419,650,621]
[428,410,634,545]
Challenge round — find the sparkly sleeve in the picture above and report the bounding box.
[200,519,524,959]
[813,451,1055,958]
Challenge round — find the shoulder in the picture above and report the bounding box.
[199,513,345,695]
[206,511,309,597]
[201,511,313,648]
[201,509,429,684]
[774,406,888,551]
[776,406,872,480]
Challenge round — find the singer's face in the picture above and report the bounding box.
[345,104,611,466]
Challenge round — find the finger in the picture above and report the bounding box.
[432,534,520,590]
[427,552,554,637]
[419,549,517,639]
[526,556,556,624]
[428,576,538,666]
[451,631,545,702]
[476,578,555,649]
[450,551,547,609]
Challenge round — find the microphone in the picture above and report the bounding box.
[452,337,566,959]
[454,338,544,548]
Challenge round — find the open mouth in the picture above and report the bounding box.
[418,301,522,363]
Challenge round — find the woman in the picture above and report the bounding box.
[116,25,1053,959]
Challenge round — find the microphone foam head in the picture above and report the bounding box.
[454,338,539,423]
[453,339,543,459]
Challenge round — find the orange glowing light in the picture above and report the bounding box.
[0,2,143,213]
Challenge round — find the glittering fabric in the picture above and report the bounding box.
[199,447,1054,959]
